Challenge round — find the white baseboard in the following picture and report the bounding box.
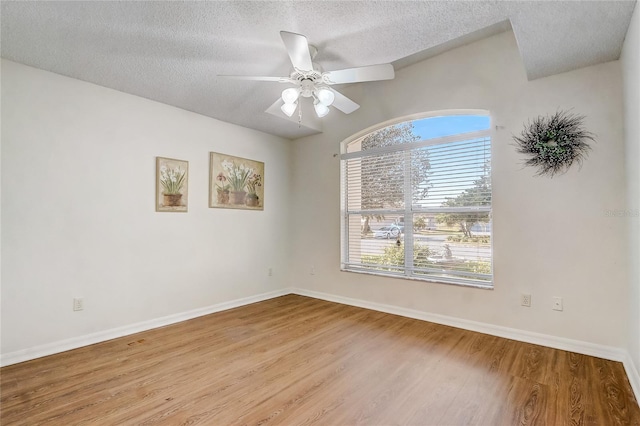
[3,286,639,404]
[0,288,292,367]
[291,288,640,402]
[623,352,640,403]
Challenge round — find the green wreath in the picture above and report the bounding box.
[513,111,595,177]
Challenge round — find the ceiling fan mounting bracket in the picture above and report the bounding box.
[290,69,322,83]
[289,68,325,98]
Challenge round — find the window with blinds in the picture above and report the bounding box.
[340,113,492,288]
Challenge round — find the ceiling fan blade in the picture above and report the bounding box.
[323,63,395,85]
[219,75,292,83]
[330,88,360,114]
[280,31,313,72]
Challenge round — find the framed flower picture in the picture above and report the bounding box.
[156,157,188,212]
[209,152,264,210]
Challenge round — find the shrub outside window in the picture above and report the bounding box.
[340,111,492,288]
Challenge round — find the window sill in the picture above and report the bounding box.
[340,267,494,290]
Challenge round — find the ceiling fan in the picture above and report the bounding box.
[220,31,395,119]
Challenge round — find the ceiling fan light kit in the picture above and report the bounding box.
[221,31,395,120]
[316,88,335,106]
[281,87,300,104]
[280,102,298,117]
[313,101,330,118]
[280,85,335,118]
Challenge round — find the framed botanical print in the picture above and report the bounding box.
[156,157,188,212]
[209,152,264,210]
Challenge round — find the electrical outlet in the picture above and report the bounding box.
[73,297,84,311]
[268,267,273,276]
[310,265,315,275]
[521,293,531,307]
[553,296,563,311]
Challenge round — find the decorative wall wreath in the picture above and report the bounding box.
[513,110,595,177]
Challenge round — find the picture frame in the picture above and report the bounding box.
[156,157,188,212]
[209,152,264,210]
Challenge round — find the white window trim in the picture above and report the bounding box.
[340,109,492,154]
[340,110,494,289]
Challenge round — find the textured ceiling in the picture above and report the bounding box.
[1,1,636,140]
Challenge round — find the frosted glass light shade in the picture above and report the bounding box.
[281,87,300,104]
[316,88,335,106]
[314,101,329,118]
[281,102,297,117]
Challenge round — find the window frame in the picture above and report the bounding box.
[340,110,494,289]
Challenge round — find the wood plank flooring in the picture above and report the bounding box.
[1,294,639,425]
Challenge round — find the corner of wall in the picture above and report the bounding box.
[621,0,640,385]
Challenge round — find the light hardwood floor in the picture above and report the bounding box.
[1,294,639,425]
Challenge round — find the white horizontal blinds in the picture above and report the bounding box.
[411,212,492,282]
[345,150,406,213]
[412,138,491,210]
[342,115,492,287]
[409,136,491,283]
[344,150,406,275]
[344,213,406,275]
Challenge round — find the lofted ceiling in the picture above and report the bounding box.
[1,1,636,140]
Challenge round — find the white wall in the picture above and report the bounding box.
[1,60,292,356]
[1,27,634,366]
[290,31,629,348]
[622,3,640,376]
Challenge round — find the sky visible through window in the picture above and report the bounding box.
[412,115,490,140]
[411,115,490,207]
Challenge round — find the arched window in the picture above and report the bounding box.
[340,111,492,288]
